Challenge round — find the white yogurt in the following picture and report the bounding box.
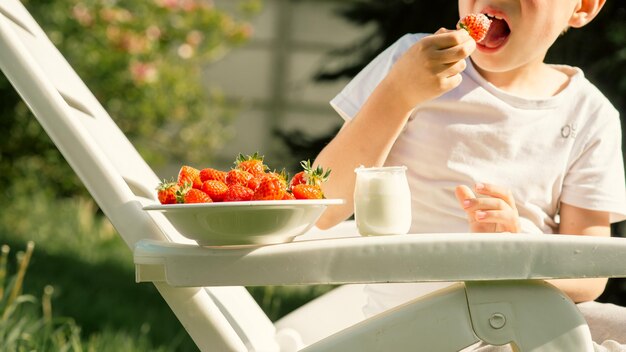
[354,166,412,236]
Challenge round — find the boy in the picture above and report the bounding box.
[314,0,626,349]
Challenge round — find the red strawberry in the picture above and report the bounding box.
[292,184,324,200]
[156,180,179,204]
[253,174,286,200]
[290,171,307,188]
[178,165,202,189]
[183,188,212,203]
[266,169,289,189]
[281,191,296,200]
[289,160,331,189]
[223,184,254,202]
[199,168,227,183]
[234,152,267,177]
[225,169,253,187]
[201,180,228,202]
[457,13,492,42]
[247,176,262,191]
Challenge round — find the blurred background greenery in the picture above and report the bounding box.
[1,0,625,350]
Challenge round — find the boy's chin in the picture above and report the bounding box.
[470,55,515,74]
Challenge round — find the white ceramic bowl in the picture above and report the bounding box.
[144,199,344,246]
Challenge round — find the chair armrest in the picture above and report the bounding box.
[134,233,626,287]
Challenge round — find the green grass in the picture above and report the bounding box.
[0,190,331,350]
[0,241,176,351]
[1,193,199,351]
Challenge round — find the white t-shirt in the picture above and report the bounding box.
[330,33,626,316]
[331,33,626,235]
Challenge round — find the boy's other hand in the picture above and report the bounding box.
[386,28,476,109]
[455,183,521,233]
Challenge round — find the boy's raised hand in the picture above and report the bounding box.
[455,183,521,233]
[386,28,476,109]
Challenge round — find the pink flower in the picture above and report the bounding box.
[155,0,178,9]
[129,61,158,85]
[120,32,149,54]
[146,25,162,41]
[180,0,198,12]
[100,8,133,23]
[186,30,203,47]
[72,4,93,27]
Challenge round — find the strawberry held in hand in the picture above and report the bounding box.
[457,13,491,42]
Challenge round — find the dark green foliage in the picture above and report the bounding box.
[0,0,256,199]
[315,1,458,81]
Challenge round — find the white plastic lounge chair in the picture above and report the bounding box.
[2,1,626,351]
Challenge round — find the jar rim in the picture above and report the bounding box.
[354,165,407,173]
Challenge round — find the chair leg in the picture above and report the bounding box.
[302,283,479,352]
[465,280,594,352]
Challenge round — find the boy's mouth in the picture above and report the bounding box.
[479,14,510,49]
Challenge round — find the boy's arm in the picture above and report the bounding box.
[551,202,610,303]
[313,84,415,228]
[314,30,476,229]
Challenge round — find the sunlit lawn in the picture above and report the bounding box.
[0,190,331,351]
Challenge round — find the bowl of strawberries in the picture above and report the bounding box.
[144,153,344,246]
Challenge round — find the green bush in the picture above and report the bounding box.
[0,0,261,199]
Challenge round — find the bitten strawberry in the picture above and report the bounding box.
[292,184,324,200]
[182,188,212,203]
[156,179,179,204]
[178,165,202,189]
[235,152,268,177]
[457,13,491,42]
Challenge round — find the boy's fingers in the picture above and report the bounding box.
[464,197,509,211]
[455,184,476,209]
[440,59,467,78]
[474,183,517,209]
[434,40,476,63]
[427,30,472,50]
[474,210,520,232]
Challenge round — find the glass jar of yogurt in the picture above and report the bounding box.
[354,166,412,236]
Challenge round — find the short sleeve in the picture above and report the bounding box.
[330,33,428,122]
[561,106,626,223]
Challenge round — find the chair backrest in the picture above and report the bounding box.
[0,0,171,247]
[0,1,278,350]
